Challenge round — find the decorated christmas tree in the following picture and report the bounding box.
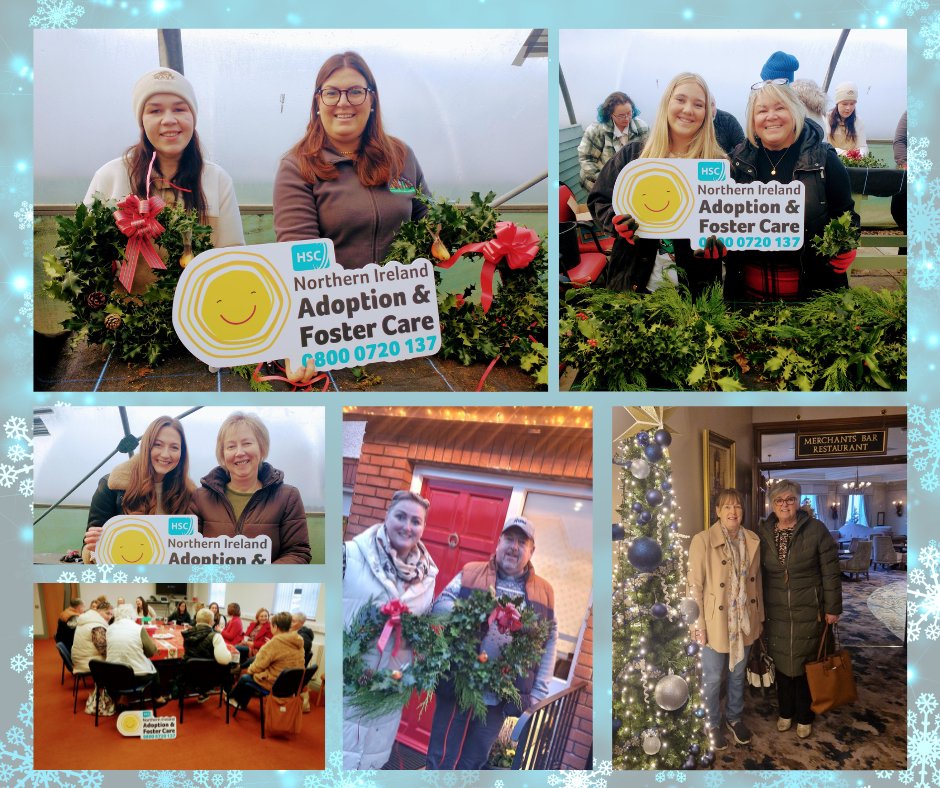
[611,409,710,769]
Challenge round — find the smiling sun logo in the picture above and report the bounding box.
[614,161,693,233]
[117,711,143,737]
[96,517,165,564]
[174,250,290,360]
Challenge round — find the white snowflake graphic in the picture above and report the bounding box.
[548,760,613,786]
[28,0,85,28]
[909,95,926,128]
[419,770,480,788]
[908,137,932,180]
[903,693,940,787]
[22,238,31,260]
[56,570,77,582]
[654,771,687,784]
[188,564,237,583]
[10,628,32,685]
[0,417,32,499]
[894,0,929,15]
[909,540,940,642]
[305,751,377,788]
[921,11,940,59]
[703,774,725,788]
[13,201,32,231]
[19,294,33,323]
[70,564,148,584]
[909,406,940,491]
[909,180,940,286]
[139,771,243,788]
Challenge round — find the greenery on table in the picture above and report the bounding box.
[383,192,548,387]
[41,197,212,366]
[560,283,906,391]
[839,151,889,168]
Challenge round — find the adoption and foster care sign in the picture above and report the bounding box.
[611,158,806,250]
[173,238,440,372]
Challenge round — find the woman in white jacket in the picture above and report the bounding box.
[84,67,244,269]
[342,490,439,769]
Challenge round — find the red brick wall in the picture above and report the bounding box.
[561,607,594,770]
[344,415,593,539]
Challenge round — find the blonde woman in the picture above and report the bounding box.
[589,73,728,295]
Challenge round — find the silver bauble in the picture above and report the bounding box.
[629,458,651,479]
[654,674,689,711]
[679,598,700,624]
[642,733,662,755]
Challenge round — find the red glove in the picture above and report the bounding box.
[613,214,638,244]
[693,235,727,260]
[829,248,857,274]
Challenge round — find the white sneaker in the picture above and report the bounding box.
[777,717,792,731]
[797,723,812,738]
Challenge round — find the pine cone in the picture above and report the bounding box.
[86,291,107,309]
[104,313,122,331]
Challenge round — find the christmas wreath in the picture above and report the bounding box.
[382,192,548,387]
[343,599,450,720]
[42,197,213,366]
[445,590,552,722]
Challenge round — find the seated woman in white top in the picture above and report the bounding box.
[107,604,158,676]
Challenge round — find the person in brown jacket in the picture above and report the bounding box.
[192,412,311,564]
[687,488,764,751]
[228,611,305,710]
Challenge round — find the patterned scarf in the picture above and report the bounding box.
[374,524,432,585]
[719,524,751,670]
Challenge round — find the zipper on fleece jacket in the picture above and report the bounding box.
[368,188,379,264]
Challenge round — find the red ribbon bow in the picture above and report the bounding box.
[488,602,522,635]
[113,194,167,292]
[435,221,540,313]
[377,599,410,657]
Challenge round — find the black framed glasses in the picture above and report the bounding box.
[751,78,790,91]
[317,87,372,106]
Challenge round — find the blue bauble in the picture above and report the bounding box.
[694,707,706,719]
[612,523,626,541]
[686,642,700,657]
[651,603,668,619]
[654,428,673,447]
[700,753,714,767]
[645,489,664,507]
[661,481,673,492]
[644,443,663,462]
[637,510,652,524]
[632,502,643,513]
[683,756,697,770]
[690,744,701,756]
[637,431,650,446]
[627,536,663,572]
[612,717,622,735]
[669,521,679,532]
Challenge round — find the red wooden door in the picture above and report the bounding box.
[394,477,512,755]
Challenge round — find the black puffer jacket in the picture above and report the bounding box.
[757,510,842,676]
[727,120,858,299]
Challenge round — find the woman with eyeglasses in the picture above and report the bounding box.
[274,51,430,269]
[589,73,727,296]
[577,91,649,192]
[724,79,859,301]
[758,479,842,740]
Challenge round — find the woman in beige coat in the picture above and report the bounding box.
[687,488,763,752]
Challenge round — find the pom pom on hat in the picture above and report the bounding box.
[132,68,198,126]
[760,51,799,82]
[834,81,858,104]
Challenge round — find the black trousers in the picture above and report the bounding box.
[776,670,815,725]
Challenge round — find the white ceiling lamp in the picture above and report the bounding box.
[842,468,872,490]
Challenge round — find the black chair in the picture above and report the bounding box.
[88,659,159,727]
[232,666,316,739]
[56,641,90,714]
[177,658,234,724]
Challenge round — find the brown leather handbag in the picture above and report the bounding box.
[805,623,857,714]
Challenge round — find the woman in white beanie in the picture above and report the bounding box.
[826,81,869,156]
[84,67,245,254]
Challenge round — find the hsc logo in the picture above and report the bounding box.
[168,516,196,536]
[291,241,333,271]
[697,161,727,182]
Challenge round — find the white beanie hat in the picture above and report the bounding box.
[833,81,858,104]
[132,68,198,126]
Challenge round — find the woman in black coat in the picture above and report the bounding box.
[758,479,842,739]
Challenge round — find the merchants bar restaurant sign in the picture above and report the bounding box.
[796,430,888,458]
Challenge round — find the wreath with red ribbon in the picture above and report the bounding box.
[343,599,450,720]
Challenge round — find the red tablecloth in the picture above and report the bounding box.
[148,624,238,662]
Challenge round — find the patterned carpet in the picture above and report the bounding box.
[714,568,906,770]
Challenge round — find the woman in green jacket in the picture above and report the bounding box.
[758,479,842,739]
